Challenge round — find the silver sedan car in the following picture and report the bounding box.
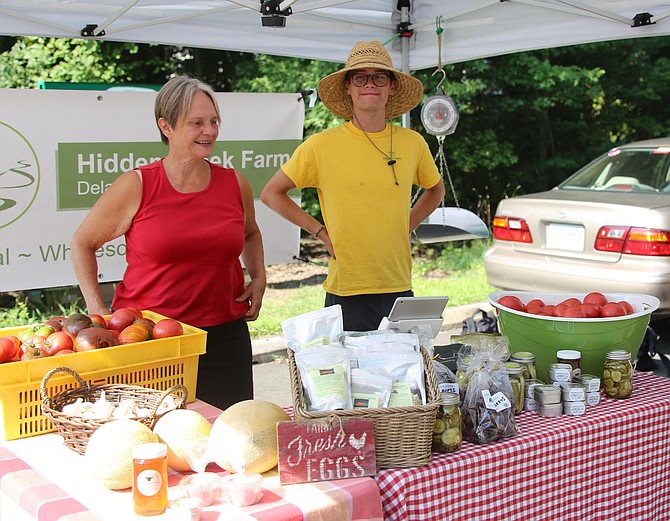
[484,137,670,317]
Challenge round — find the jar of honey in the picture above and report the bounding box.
[132,443,168,516]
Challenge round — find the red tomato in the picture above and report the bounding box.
[127,307,144,320]
[560,298,582,308]
[526,299,545,308]
[133,318,156,335]
[89,313,107,328]
[618,301,634,315]
[21,334,47,354]
[564,307,587,318]
[54,349,75,356]
[107,308,137,331]
[601,302,626,317]
[152,319,184,339]
[579,303,602,318]
[552,304,570,317]
[75,327,120,351]
[525,304,544,315]
[583,292,608,307]
[44,331,75,356]
[5,335,21,351]
[118,324,151,345]
[0,337,19,363]
[541,305,556,315]
[497,295,525,312]
[21,346,48,360]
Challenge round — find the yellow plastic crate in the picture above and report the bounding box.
[0,310,206,441]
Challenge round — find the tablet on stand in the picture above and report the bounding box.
[378,296,449,338]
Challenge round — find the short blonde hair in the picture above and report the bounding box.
[154,76,220,145]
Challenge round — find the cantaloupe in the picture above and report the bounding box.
[84,419,158,490]
[208,400,290,474]
[153,409,212,471]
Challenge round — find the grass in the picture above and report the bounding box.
[1,240,496,337]
[247,240,495,338]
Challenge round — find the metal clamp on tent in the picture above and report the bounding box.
[414,18,490,244]
[260,0,294,27]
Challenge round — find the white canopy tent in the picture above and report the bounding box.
[1,1,670,73]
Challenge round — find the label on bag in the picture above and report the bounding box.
[482,390,512,412]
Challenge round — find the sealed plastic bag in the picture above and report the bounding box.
[294,345,352,411]
[358,350,426,406]
[282,305,343,352]
[459,336,519,444]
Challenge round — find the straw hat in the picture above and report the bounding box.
[318,40,424,121]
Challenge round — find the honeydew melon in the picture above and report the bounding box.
[208,400,290,474]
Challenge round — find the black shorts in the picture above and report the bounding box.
[325,290,413,332]
[197,318,253,410]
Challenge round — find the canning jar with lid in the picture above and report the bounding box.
[603,350,633,399]
[432,392,462,453]
[556,349,582,379]
[504,362,525,415]
[511,351,537,381]
[132,443,168,516]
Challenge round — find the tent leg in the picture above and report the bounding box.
[400,0,411,129]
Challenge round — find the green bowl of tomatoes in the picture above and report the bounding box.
[488,291,659,381]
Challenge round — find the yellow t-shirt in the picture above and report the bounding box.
[282,121,441,296]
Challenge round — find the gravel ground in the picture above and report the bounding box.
[264,237,328,294]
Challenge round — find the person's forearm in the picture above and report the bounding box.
[72,249,109,315]
[71,240,110,314]
[261,192,324,237]
[241,228,266,287]
[409,183,446,231]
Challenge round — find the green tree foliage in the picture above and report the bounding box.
[1,35,669,226]
[412,36,670,220]
[0,36,174,88]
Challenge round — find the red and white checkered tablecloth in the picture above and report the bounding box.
[375,371,670,521]
[0,400,384,521]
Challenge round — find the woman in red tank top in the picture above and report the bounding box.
[71,76,266,410]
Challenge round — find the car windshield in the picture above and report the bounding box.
[559,146,670,193]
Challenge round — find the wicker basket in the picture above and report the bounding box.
[288,346,441,469]
[40,366,188,455]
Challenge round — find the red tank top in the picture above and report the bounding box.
[112,160,248,327]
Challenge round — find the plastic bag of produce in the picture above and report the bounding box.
[459,337,519,444]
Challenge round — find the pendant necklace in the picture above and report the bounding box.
[353,114,399,185]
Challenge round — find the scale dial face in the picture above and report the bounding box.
[421,94,459,136]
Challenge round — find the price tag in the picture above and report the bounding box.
[439,382,459,395]
[482,389,512,412]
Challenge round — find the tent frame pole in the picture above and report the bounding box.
[400,0,411,129]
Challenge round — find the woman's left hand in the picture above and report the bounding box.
[236,278,265,321]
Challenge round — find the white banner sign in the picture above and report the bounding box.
[0,89,304,292]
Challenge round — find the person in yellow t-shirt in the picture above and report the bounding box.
[261,40,445,331]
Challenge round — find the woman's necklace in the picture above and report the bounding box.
[353,115,399,185]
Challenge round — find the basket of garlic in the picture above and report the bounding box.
[40,366,187,455]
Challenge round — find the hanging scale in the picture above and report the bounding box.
[413,17,489,243]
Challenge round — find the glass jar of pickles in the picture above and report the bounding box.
[432,392,462,453]
[504,362,525,415]
[603,350,633,399]
[511,351,537,381]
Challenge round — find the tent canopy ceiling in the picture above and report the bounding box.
[1,1,670,71]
